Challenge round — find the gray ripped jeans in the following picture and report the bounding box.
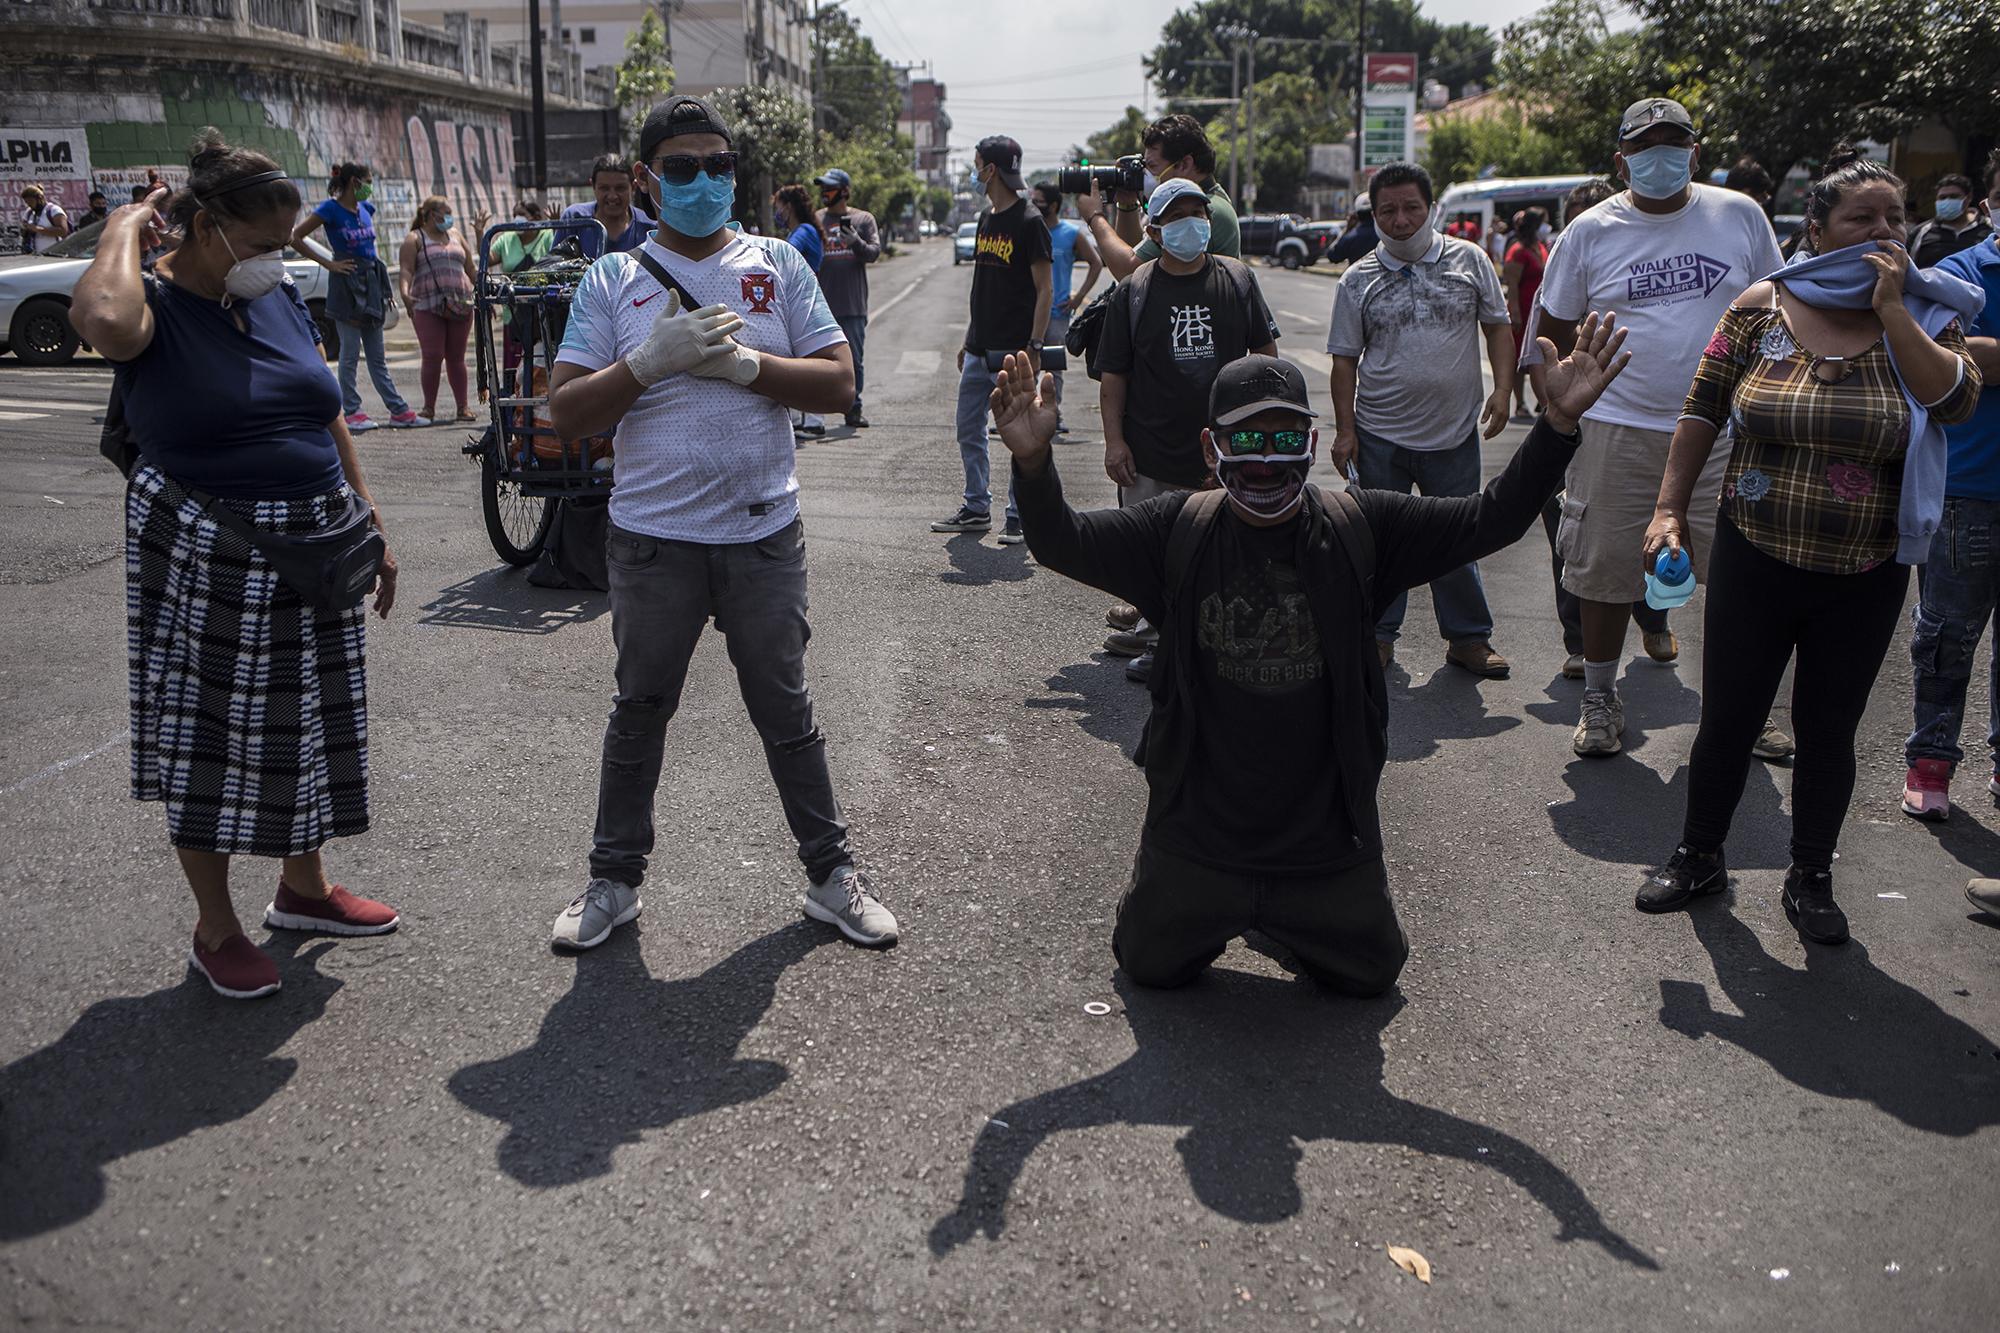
[590,518,853,887]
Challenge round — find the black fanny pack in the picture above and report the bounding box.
[191,484,385,612]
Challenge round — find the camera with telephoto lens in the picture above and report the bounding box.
[1055,154,1145,197]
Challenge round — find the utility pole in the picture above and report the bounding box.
[1354,0,1367,200]
[1244,33,1258,210]
[810,0,822,138]
[550,0,564,98]
[528,0,548,193]
[1215,23,1248,201]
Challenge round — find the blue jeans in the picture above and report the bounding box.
[336,319,410,418]
[1356,426,1494,643]
[1906,496,2000,770]
[836,315,867,414]
[955,356,1017,520]
[590,519,852,887]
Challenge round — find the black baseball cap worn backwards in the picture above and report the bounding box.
[640,96,734,163]
[974,135,1026,191]
[1210,354,1319,427]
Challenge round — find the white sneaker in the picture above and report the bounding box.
[1572,688,1625,757]
[551,878,642,950]
[803,865,899,947]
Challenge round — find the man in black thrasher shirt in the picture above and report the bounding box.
[991,324,1632,994]
[931,134,1053,545]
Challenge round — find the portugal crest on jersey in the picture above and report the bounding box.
[741,271,777,314]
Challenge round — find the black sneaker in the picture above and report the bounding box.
[998,517,1025,545]
[930,506,992,533]
[1635,845,1727,913]
[796,422,826,438]
[1126,652,1153,684]
[844,409,870,428]
[1782,866,1849,945]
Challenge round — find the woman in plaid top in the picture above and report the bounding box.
[1632,160,1983,944]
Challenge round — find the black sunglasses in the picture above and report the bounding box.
[650,152,739,186]
[1223,428,1311,457]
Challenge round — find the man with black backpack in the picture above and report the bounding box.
[1095,178,1279,681]
[991,315,1632,994]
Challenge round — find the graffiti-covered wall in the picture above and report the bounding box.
[3,60,522,252]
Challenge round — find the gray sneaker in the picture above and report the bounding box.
[803,865,899,947]
[551,877,642,950]
[1572,688,1625,757]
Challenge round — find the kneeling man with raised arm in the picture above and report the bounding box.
[993,321,1630,992]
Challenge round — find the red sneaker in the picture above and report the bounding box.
[189,933,282,999]
[264,881,400,936]
[1901,759,1952,823]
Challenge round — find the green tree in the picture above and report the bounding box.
[1207,70,1344,211]
[614,12,675,157]
[817,133,923,222]
[919,185,953,226]
[813,3,903,144]
[709,86,815,231]
[1497,0,1668,175]
[1074,107,1149,165]
[1422,103,1570,188]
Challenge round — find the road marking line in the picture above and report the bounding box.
[870,269,930,320]
[1277,309,1320,323]
[1290,348,1334,378]
[896,349,942,376]
[0,732,128,798]
[0,410,50,421]
[0,397,95,411]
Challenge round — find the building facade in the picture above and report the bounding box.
[402,0,810,103]
[898,76,949,186]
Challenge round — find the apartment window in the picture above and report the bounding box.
[561,27,570,39]
[580,27,595,43]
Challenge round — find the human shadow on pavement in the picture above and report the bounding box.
[1385,659,1521,763]
[448,922,830,1187]
[1025,655,1146,756]
[418,568,608,635]
[1546,758,1791,871]
[928,969,1657,1269]
[1912,807,2000,880]
[0,936,340,1240]
[1659,906,2000,1135]
[939,531,1033,587]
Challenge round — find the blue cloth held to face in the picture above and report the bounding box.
[1767,241,1988,564]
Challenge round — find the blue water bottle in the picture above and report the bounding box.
[1645,547,1695,611]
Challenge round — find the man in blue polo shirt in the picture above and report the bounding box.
[1903,150,2000,849]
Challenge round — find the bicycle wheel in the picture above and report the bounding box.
[481,449,556,565]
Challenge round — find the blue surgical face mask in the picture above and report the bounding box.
[438,214,455,231]
[655,170,735,238]
[1935,197,1966,222]
[1159,216,1210,262]
[1624,144,1694,200]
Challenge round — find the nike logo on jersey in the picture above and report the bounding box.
[633,291,662,307]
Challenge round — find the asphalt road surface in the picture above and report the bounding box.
[2,239,1997,1331]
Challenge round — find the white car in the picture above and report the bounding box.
[953,221,978,265]
[0,219,337,366]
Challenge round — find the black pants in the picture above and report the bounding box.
[1682,512,1909,869]
[1540,494,1669,652]
[1112,838,1408,996]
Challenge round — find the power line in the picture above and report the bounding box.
[946,51,1151,89]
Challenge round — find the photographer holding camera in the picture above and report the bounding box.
[1074,113,1241,280]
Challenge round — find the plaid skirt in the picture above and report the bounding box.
[126,464,371,856]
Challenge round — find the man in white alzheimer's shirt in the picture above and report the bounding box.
[545,96,900,954]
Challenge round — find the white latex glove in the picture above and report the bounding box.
[623,291,746,387]
[688,337,763,387]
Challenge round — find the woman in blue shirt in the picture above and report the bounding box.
[72,129,404,1001]
[291,161,427,431]
[775,183,823,271]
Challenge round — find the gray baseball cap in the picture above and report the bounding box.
[1618,97,1695,142]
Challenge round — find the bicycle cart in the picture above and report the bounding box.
[463,218,614,566]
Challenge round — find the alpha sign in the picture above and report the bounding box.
[0,127,92,183]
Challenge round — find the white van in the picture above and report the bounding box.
[1437,174,1606,244]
